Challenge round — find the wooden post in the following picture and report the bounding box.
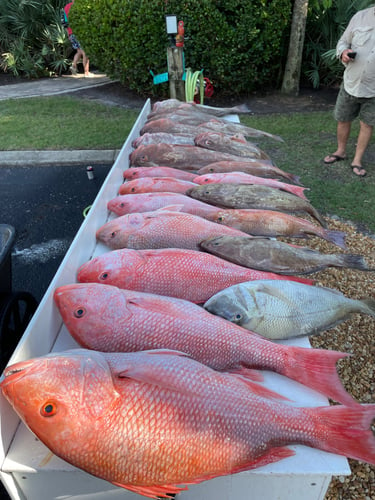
[167,46,185,101]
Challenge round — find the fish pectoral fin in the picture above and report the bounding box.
[253,282,297,309]
[113,482,188,498]
[155,204,184,213]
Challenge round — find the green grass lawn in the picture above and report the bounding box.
[0,95,140,150]
[1,95,374,234]
[241,112,375,234]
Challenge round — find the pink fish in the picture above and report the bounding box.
[4,349,374,498]
[201,210,347,248]
[193,172,308,199]
[107,192,220,218]
[95,207,252,251]
[118,177,197,195]
[53,283,355,406]
[123,166,197,181]
[77,248,313,303]
[198,161,301,185]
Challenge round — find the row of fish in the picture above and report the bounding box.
[2,98,375,499]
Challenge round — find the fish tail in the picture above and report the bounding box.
[283,346,357,406]
[277,171,302,186]
[341,254,373,271]
[286,186,309,200]
[308,207,327,228]
[322,229,347,249]
[310,404,375,465]
[361,297,375,317]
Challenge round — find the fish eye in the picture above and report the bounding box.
[233,313,243,323]
[120,203,125,207]
[41,401,57,417]
[74,307,86,318]
[209,168,214,172]
[100,272,109,280]
[131,188,135,192]
[217,216,223,222]
[110,231,117,238]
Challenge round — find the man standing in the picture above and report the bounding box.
[324,7,375,177]
[64,0,92,77]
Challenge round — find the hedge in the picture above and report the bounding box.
[70,0,291,97]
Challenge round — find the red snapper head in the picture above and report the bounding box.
[1,349,117,459]
[53,283,131,350]
[77,249,144,289]
[96,213,146,249]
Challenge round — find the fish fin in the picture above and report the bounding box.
[311,404,375,465]
[113,482,188,498]
[190,447,295,484]
[153,205,184,214]
[230,375,291,401]
[341,254,373,271]
[283,346,357,406]
[322,229,347,249]
[360,297,375,316]
[226,367,264,382]
[127,295,208,321]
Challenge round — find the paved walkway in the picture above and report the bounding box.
[0,72,120,166]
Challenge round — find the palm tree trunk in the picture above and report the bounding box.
[281,0,309,95]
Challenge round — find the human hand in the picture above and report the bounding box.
[341,49,356,63]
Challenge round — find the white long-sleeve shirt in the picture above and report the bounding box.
[336,7,375,97]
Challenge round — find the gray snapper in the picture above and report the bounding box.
[129,144,267,171]
[200,235,372,275]
[194,131,271,160]
[187,183,327,227]
[203,280,375,340]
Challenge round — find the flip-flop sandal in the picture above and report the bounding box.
[351,165,367,177]
[324,154,347,164]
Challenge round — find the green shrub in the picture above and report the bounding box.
[70,0,291,96]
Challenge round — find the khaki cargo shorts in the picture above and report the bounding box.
[334,84,375,126]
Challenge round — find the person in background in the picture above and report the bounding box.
[64,0,93,77]
[323,7,375,177]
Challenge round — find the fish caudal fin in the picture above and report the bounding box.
[311,404,375,465]
[283,346,357,406]
[342,254,373,271]
[323,229,347,249]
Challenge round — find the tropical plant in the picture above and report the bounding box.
[0,0,71,78]
[303,0,375,88]
[70,0,291,96]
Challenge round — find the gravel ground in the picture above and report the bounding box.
[283,217,375,500]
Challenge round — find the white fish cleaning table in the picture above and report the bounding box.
[0,99,350,500]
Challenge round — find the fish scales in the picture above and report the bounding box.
[77,248,313,303]
[203,280,375,340]
[54,283,356,406]
[200,235,371,274]
[3,349,375,498]
[187,183,327,227]
[129,144,265,170]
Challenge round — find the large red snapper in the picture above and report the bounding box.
[77,248,313,303]
[4,349,375,498]
[118,177,197,195]
[54,282,356,406]
[123,166,197,181]
[107,192,220,219]
[193,172,308,200]
[95,207,251,251]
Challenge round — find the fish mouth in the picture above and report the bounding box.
[1,358,39,394]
